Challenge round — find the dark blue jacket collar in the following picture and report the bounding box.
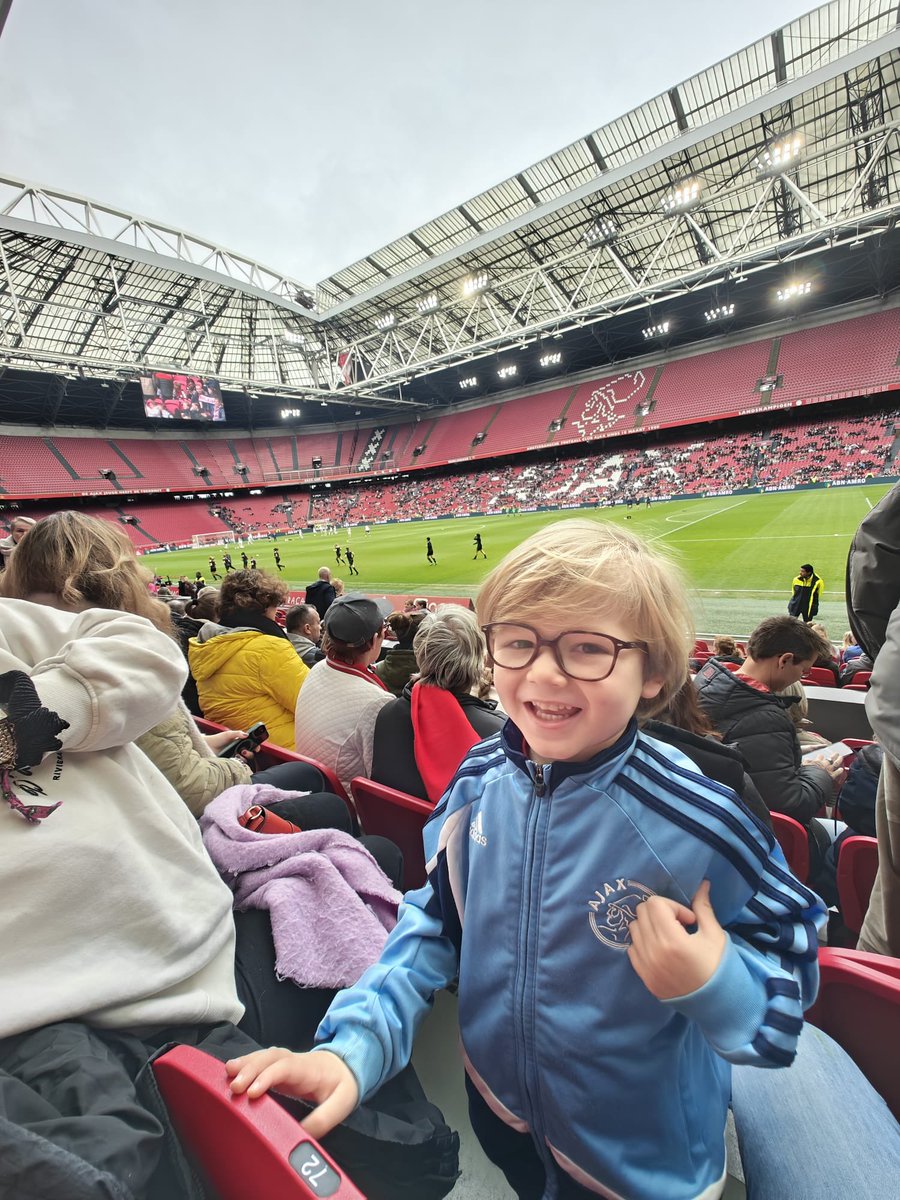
[501,717,639,791]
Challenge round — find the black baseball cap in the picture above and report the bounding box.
[323,594,393,643]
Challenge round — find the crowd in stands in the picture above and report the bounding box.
[0,496,899,1198]
[308,409,900,527]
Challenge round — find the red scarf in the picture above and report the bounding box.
[325,657,388,691]
[410,683,481,804]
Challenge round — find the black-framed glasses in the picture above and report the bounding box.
[482,622,647,682]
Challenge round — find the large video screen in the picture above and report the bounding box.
[140,372,225,421]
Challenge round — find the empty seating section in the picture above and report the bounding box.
[46,437,115,482]
[776,309,900,405]
[185,438,242,486]
[102,440,199,491]
[414,405,499,466]
[229,437,268,479]
[0,435,93,495]
[648,340,773,425]
[121,502,232,547]
[485,386,574,455]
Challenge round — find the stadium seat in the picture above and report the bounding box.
[845,671,872,688]
[193,717,352,809]
[693,640,710,655]
[801,667,837,688]
[770,812,810,882]
[842,683,869,692]
[153,1044,366,1199]
[350,777,433,891]
[721,661,741,672]
[836,835,879,937]
[806,948,900,1122]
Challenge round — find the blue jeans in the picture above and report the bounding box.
[732,1024,900,1199]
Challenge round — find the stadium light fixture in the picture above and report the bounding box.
[459,376,478,390]
[281,331,306,345]
[461,271,490,298]
[540,352,563,367]
[756,133,803,177]
[281,408,301,418]
[416,292,440,314]
[375,312,396,331]
[776,281,812,302]
[498,364,518,379]
[583,216,617,246]
[642,321,670,339]
[661,178,702,215]
[704,303,735,322]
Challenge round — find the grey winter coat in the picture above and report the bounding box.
[693,659,832,825]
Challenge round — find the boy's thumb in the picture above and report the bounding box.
[691,879,715,924]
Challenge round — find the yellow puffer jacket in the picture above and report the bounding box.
[189,627,308,750]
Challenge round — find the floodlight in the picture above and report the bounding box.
[704,304,735,322]
[540,352,562,367]
[498,364,518,379]
[416,292,440,314]
[661,179,702,215]
[584,216,618,246]
[756,134,803,176]
[281,408,301,418]
[461,272,490,298]
[776,281,812,301]
[642,321,670,339]
[282,331,306,345]
[375,312,396,331]
[459,376,478,390]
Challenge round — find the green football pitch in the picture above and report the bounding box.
[147,482,891,636]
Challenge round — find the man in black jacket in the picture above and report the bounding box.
[304,566,336,619]
[694,616,844,826]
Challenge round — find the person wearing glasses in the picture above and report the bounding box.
[229,519,825,1200]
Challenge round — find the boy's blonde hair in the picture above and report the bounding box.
[476,518,693,717]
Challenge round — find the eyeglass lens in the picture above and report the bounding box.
[488,625,620,680]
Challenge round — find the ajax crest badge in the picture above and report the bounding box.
[588,878,656,949]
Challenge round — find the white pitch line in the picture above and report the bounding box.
[865,495,874,510]
[649,500,748,542]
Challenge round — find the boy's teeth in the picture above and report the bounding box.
[531,702,579,720]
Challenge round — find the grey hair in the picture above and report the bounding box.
[413,605,486,693]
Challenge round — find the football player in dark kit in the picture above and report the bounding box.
[346,547,359,576]
[426,537,437,565]
[273,547,284,572]
[208,556,221,581]
[473,532,487,560]
[223,551,234,572]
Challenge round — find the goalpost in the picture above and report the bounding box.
[191,530,237,548]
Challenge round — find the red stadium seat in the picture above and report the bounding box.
[836,835,879,937]
[845,671,871,688]
[153,1044,366,1199]
[350,777,433,891]
[721,660,741,672]
[842,683,869,692]
[693,640,710,655]
[770,812,810,882]
[801,667,837,687]
[807,948,900,1121]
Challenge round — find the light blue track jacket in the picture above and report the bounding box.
[316,720,826,1200]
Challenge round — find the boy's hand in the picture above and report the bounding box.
[627,880,726,1001]
[226,1048,359,1139]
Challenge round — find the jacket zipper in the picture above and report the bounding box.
[514,763,557,1195]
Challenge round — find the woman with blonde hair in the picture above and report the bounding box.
[0,513,329,812]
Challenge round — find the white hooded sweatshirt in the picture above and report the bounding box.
[0,599,243,1038]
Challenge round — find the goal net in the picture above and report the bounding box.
[191,530,236,548]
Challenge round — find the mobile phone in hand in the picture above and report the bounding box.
[217,722,269,758]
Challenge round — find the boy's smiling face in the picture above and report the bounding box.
[492,614,664,765]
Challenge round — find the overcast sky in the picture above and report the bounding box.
[0,0,820,285]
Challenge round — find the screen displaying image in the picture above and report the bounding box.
[140,373,226,421]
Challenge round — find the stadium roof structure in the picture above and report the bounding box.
[2,0,900,428]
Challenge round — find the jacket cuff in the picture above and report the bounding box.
[30,671,92,748]
[312,1026,386,1103]
[662,940,767,1053]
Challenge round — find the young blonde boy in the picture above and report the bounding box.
[229,519,825,1200]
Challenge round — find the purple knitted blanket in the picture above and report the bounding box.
[201,783,400,988]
